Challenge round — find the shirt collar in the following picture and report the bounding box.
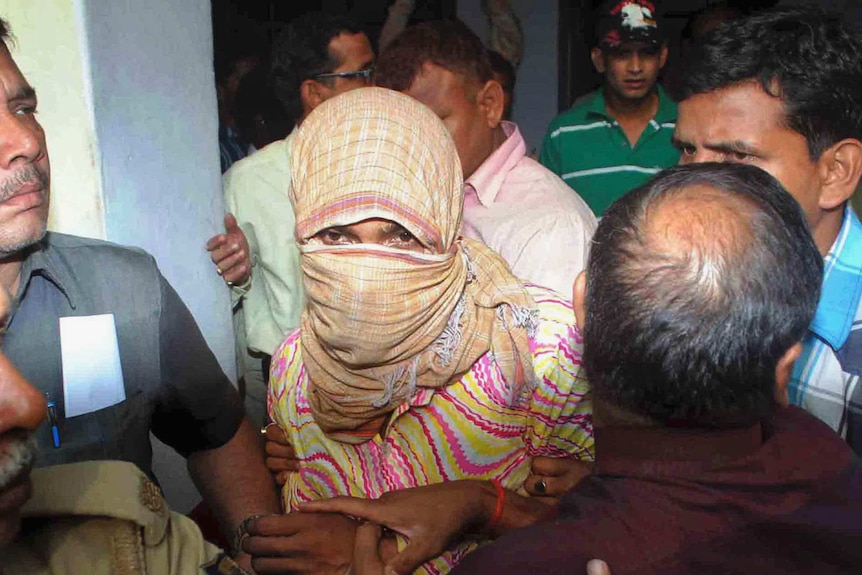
[594,421,764,478]
[809,206,862,349]
[464,121,525,206]
[16,235,77,310]
[586,84,677,123]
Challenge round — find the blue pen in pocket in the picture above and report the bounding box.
[45,393,61,448]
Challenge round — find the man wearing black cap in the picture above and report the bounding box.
[539,0,679,216]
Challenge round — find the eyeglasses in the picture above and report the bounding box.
[313,65,375,83]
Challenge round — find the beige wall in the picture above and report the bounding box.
[1,0,105,239]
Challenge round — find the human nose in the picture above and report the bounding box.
[0,352,47,434]
[0,112,42,171]
[628,53,643,73]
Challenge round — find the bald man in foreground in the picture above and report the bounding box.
[309,163,862,575]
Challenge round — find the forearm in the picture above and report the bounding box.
[188,416,281,540]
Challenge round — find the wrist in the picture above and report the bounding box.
[464,479,504,536]
[230,255,256,293]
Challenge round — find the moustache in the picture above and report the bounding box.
[0,166,49,203]
[0,431,38,492]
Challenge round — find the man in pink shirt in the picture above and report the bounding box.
[375,20,596,296]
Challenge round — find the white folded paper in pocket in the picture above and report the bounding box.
[59,314,126,418]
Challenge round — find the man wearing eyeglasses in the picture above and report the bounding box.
[205,12,374,424]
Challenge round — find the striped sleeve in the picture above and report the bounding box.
[522,286,594,461]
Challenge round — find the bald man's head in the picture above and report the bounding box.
[582,163,822,427]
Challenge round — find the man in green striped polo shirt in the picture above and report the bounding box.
[540,0,679,216]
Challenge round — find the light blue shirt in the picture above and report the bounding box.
[789,206,862,454]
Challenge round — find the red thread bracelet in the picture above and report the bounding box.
[486,478,506,532]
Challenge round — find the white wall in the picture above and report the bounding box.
[458,0,558,153]
[80,0,234,511]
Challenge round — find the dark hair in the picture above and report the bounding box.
[674,7,862,159]
[584,163,822,427]
[375,19,493,92]
[680,3,740,45]
[270,12,365,122]
[233,65,293,149]
[0,16,12,45]
[487,50,515,93]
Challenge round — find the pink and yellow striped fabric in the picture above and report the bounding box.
[268,284,593,575]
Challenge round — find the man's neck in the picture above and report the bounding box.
[812,205,847,258]
[604,88,659,121]
[593,399,658,429]
[0,255,24,297]
[490,124,507,154]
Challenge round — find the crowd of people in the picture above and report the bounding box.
[2,0,861,574]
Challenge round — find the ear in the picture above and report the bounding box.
[300,79,328,117]
[572,271,588,331]
[476,80,505,129]
[817,138,862,211]
[659,44,669,69]
[590,48,605,74]
[774,342,802,407]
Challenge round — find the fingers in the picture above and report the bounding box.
[205,233,226,252]
[224,212,240,233]
[208,213,251,285]
[525,457,594,497]
[298,497,385,524]
[386,540,439,575]
[207,238,242,268]
[265,438,296,459]
[245,514,305,538]
[524,473,550,497]
[266,454,299,472]
[244,533,304,557]
[530,455,578,476]
[586,559,611,575]
[251,557,316,575]
[264,424,298,477]
[525,471,590,498]
[217,252,250,284]
[351,523,386,575]
[264,422,292,446]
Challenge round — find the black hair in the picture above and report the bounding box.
[584,163,823,427]
[270,12,365,122]
[0,16,12,45]
[375,19,493,92]
[233,65,293,149]
[487,50,515,93]
[674,6,862,159]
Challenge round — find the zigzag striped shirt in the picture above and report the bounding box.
[268,284,593,574]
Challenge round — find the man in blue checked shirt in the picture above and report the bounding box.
[672,6,862,453]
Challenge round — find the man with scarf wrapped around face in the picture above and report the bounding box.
[238,87,594,575]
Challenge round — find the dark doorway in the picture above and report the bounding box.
[211,0,457,67]
[556,0,780,112]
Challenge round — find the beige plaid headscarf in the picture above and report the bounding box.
[291,87,537,443]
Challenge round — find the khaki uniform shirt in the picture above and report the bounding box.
[5,461,245,575]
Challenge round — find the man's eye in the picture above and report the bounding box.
[14,105,37,117]
[398,230,415,243]
[316,229,348,244]
[727,151,752,162]
[675,144,696,157]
